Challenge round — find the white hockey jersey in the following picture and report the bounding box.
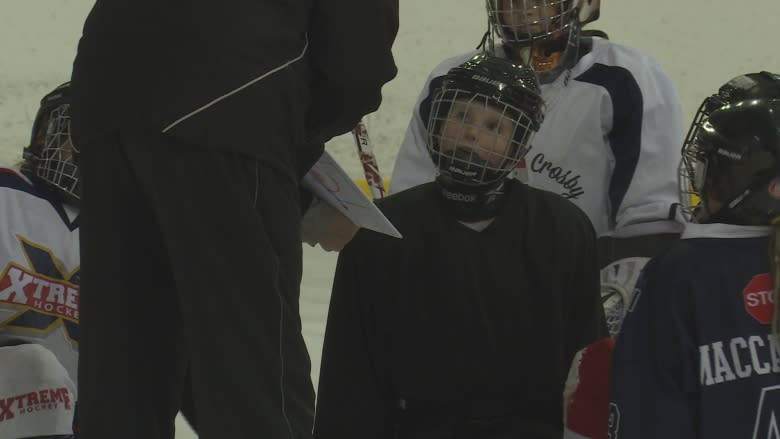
[390,37,683,237]
[0,164,80,386]
[0,343,77,438]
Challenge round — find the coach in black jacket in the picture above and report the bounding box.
[69,1,398,438]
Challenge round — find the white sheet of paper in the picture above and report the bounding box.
[302,151,402,239]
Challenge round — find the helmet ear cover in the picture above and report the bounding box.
[578,0,601,25]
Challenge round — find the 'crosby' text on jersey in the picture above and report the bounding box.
[528,152,585,200]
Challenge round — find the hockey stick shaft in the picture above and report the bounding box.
[352,118,386,199]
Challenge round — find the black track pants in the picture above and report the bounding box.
[77,130,314,439]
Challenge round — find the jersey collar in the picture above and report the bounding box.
[681,222,770,240]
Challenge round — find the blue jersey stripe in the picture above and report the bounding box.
[575,64,643,225]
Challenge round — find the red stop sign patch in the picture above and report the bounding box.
[743,274,775,325]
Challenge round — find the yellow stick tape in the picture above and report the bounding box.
[355,179,392,199]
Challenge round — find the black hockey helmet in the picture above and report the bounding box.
[682,72,780,159]
[427,53,544,187]
[485,0,600,79]
[679,72,780,223]
[22,82,80,206]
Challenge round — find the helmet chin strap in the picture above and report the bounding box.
[435,177,509,222]
[697,193,760,226]
[701,206,754,226]
[698,177,776,225]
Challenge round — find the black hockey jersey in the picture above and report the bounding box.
[314,181,606,439]
[609,223,780,439]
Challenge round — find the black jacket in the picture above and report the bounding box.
[314,181,607,439]
[70,0,398,178]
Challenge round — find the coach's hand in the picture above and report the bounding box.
[301,197,359,252]
[318,210,359,252]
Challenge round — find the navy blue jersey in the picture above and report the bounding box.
[609,223,780,439]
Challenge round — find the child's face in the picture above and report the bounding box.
[43,110,75,163]
[438,99,515,167]
[53,138,75,163]
[496,0,562,37]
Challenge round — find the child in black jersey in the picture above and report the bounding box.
[314,54,606,439]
